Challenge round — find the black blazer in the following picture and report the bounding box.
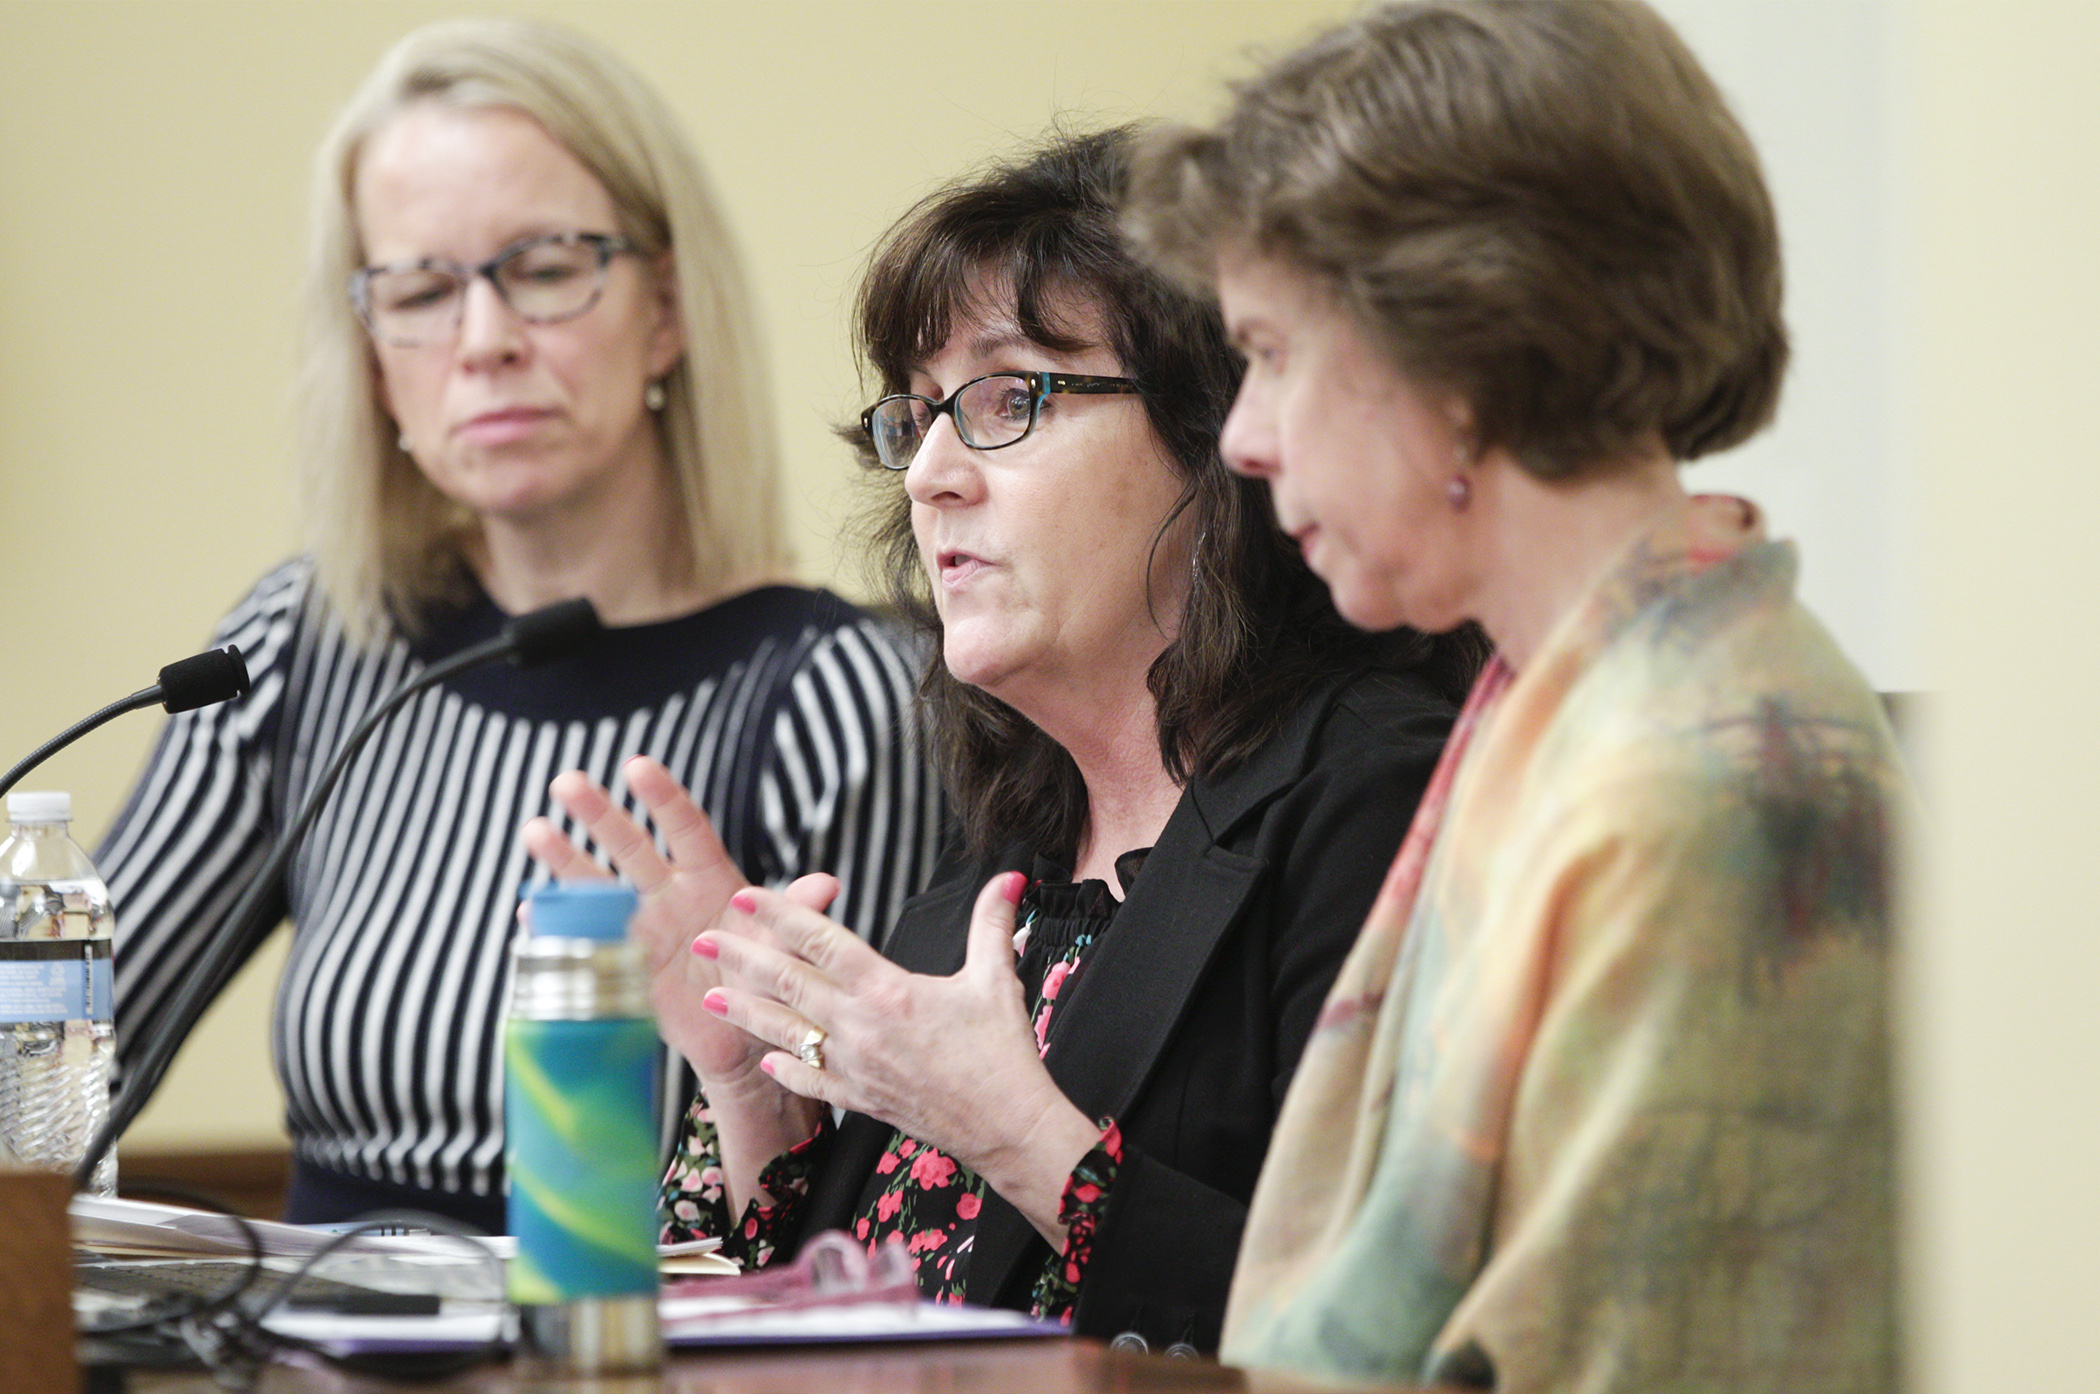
[793,670,1452,1350]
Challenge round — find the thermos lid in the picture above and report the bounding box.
[524,881,637,941]
[6,791,71,824]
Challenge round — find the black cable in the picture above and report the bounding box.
[80,1201,508,1388]
[212,1209,508,1386]
[76,1184,268,1380]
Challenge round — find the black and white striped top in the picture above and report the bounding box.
[101,558,945,1209]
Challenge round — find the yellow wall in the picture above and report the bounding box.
[1902,4,2100,1390]
[0,0,1352,1152]
[2,3,2096,1386]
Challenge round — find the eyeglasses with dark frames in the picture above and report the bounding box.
[350,230,639,347]
[859,371,1140,470]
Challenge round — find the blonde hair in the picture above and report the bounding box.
[300,17,785,641]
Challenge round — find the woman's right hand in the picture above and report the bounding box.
[519,755,831,1094]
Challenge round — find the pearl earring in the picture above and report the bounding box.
[1446,434,1478,512]
[644,380,667,412]
[397,431,411,454]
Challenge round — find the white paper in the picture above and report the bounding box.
[268,1298,1057,1355]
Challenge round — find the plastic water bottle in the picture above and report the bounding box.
[0,791,117,1196]
[506,881,662,1373]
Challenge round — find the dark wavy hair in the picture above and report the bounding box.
[851,126,1484,859]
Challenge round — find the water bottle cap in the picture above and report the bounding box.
[6,791,71,824]
[523,881,637,941]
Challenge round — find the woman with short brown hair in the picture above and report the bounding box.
[1129,2,1903,1388]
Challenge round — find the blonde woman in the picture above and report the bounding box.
[99,18,943,1230]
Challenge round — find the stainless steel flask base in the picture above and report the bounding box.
[515,1294,662,1374]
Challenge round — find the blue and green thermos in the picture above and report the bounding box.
[506,881,662,1372]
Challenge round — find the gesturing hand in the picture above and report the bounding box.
[700,871,1103,1245]
[518,755,833,1095]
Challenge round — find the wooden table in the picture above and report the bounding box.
[4,1167,1417,1394]
[129,1338,1423,1392]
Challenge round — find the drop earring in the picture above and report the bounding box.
[1446,435,1476,512]
[644,380,667,412]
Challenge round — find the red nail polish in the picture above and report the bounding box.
[692,935,719,960]
[729,890,758,914]
[759,1057,776,1076]
[702,989,728,1016]
[1002,872,1027,906]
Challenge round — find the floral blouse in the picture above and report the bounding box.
[661,851,1147,1321]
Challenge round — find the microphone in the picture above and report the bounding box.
[78,597,604,1187]
[502,596,600,667]
[151,647,253,715]
[0,647,251,803]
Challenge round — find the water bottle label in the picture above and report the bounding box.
[505,1017,662,1303]
[0,951,112,1023]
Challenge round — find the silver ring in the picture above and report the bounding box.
[795,1026,826,1071]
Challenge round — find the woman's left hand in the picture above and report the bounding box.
[701,870,1105,1245]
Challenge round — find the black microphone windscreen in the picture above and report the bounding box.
[157,646,252,713]
[504,598,602,667]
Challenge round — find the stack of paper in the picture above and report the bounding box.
[265,1296,1060,1354]
[70,1194,730,1272]
[72,1195,514,1261]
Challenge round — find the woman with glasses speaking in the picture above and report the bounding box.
[528,127,1479,1350]
[97,18,943,1231]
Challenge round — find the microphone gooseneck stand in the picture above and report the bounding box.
[76,599,601,1189]
[0,648,250,804]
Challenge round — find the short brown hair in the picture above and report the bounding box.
[1127,0,1787,478]
[851,127,1482,858]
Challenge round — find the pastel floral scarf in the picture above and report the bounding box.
[1224,497,1901,1393]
